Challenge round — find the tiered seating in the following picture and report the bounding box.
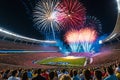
[91,50,120,65]
[0,40,59,51]
[0,52,63,68]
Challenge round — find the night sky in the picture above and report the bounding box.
[0,0,118,40]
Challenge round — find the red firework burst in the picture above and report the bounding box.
[55,0,86,29]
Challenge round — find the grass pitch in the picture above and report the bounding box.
[37,56,86,67]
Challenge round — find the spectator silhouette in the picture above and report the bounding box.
[104,67,118,80]
[94,70,102,80]
[8,70,20,80]
[83,69,92,80]
[32,69,46,80]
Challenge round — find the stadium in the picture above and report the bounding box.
[0,0,120,80]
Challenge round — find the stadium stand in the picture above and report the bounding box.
[0,1,120,80]
[0,40,59,51]
[0,53,63,68]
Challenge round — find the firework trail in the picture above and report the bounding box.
[65,29,81,52]
[78,27,97,52]
[79,16,102,52]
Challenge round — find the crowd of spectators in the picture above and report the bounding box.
[0,62,120,80]
[92,50,120,65]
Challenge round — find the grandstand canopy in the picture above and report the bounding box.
[101,0,120,43]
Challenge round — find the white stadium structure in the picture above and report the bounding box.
[101,0,120,43]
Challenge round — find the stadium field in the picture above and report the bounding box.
[37,56,86,67]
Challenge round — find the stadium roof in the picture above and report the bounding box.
[0,27,56,44]
[101,0,120,43]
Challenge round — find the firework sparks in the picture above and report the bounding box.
[65,27,97,52]
[33,0,60,40]
[65,29,79,43]
[78,27,97,52]
[85,16,102,35]
[79,27,97,42]
[55,0,86,29]
[65,29,80,52]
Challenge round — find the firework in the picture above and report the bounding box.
[85,16,102,35]
[65,29,79,43]
[78,27,97,52]
[55,0,86,29]
[65,29,81,52]
[65,27,97,52]
[79,27,97,42]
[65,28,97,43]
[33,0,60,39]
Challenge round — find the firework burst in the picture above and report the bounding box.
[65,29,81,52]
[55,0,86,29]
[33,0,60,32]
[85,16,102,35]
[78,27,97,52]
[33,0,60,40]
[65,29,79,43]
[79,27,97,42]
[65,27,97,53]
